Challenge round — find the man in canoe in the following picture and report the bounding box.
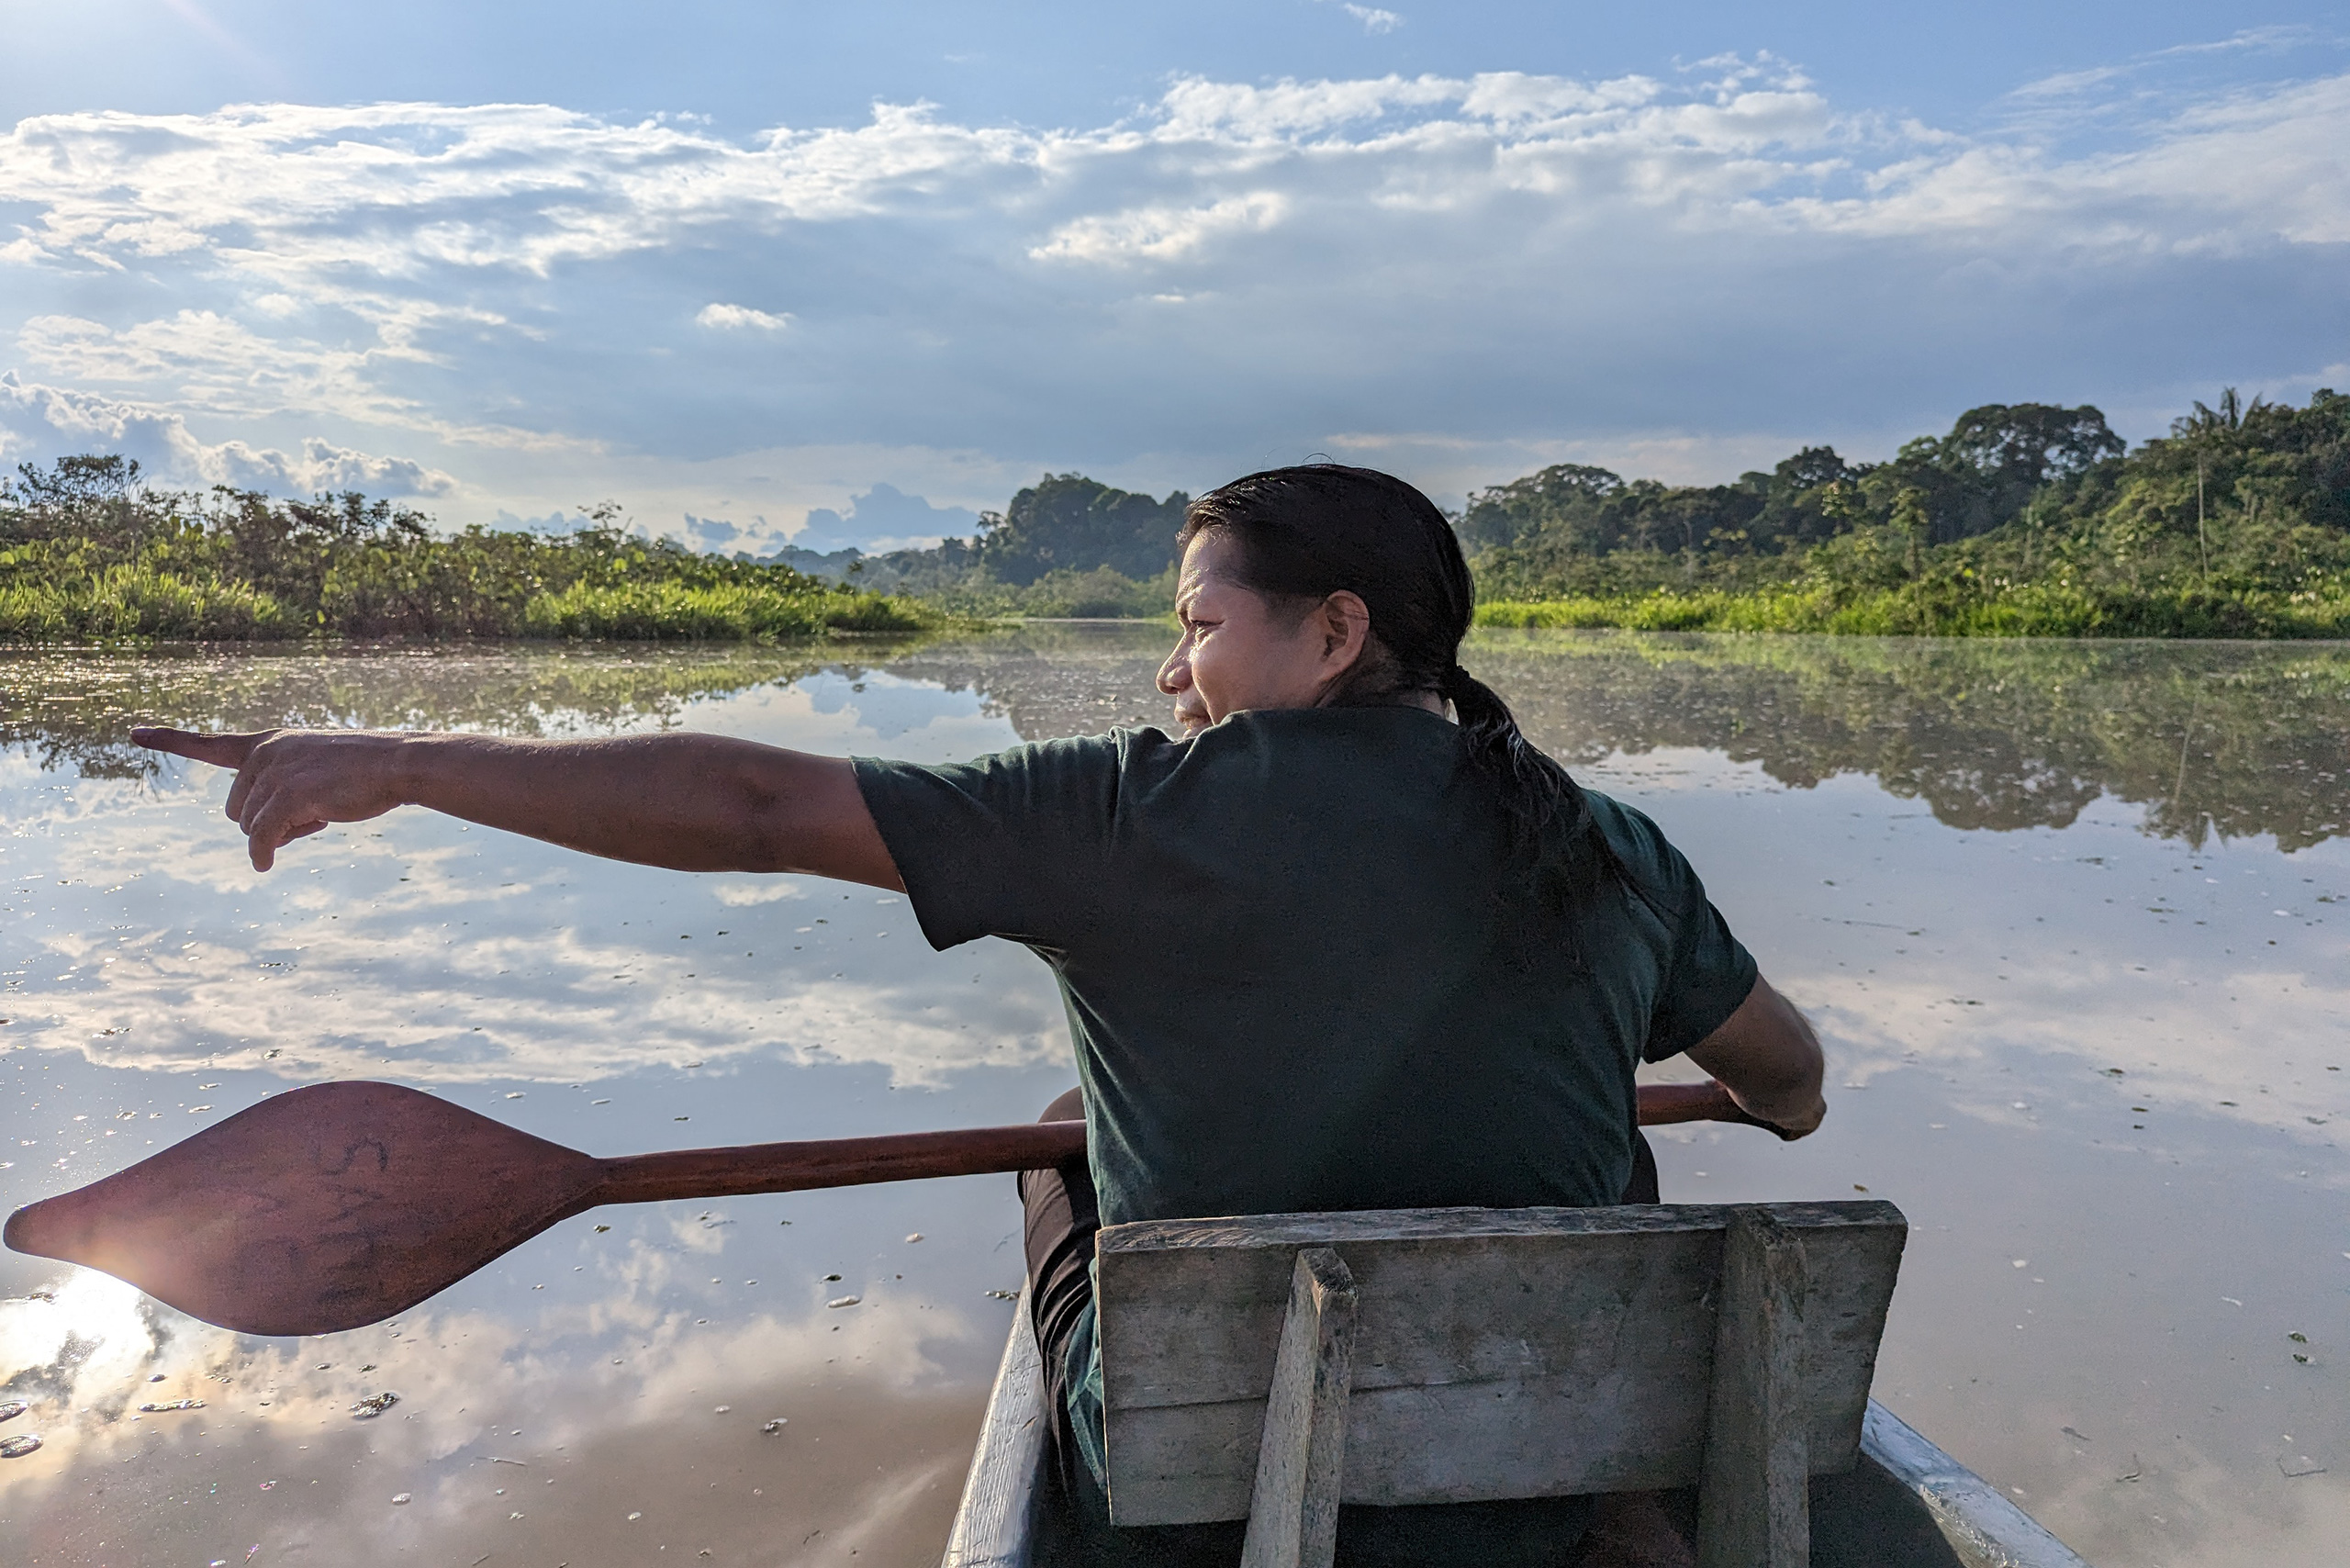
[139,465,1824,1565]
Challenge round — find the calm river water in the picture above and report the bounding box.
[1,627,2344,1568]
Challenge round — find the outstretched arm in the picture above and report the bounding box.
[1684,974,1827,1137]
[132,727,905,889]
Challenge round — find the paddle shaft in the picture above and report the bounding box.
[594,1119,1090,1204]
[589,1080,1765,1205]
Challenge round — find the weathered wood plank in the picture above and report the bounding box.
[1096,1202,1904,1527]
[1696,1208,1810,1568]
[940,1288,1046,1568]
[1237,1249,1358,1568]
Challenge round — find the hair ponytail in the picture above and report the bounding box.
[1183,465,1625,909]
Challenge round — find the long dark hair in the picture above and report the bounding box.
[1180,464,1621,907]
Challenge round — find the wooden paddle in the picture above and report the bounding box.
[5,1079,1764,1338]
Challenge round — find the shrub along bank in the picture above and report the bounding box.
[0,463,927,643]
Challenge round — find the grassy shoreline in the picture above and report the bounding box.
[0,468,942,645]
[1475,584,2350,639]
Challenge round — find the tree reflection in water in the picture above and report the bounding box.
[3,627,2343,849]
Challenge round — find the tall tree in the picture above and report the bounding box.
[974,474,1191,586]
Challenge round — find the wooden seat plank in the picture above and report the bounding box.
[1097,1201,1905,1528]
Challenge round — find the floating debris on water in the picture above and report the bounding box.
[627,1510,643,1521]
[1,1435,43,1458]
[391,1493,411,1506]
[594,1224,611,1232]
[762,1418,787,1434]
[139,1399,205,1412]
[984,1289,1017,1300]
[905,1233,923,1243]
[2280,1456,2328,1478]
[0,1402,26,1422]
[148,1372,167,1383]
[825,1295,860,1309]
[713,1405,732,1414]
[350,1391,400,1417]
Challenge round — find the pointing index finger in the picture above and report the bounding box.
[132,727,264,769]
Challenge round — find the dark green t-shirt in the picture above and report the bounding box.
[856,707,1758,1487]
[856,706,1756,1227]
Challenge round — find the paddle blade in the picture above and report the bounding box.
[4,1081,604,1337]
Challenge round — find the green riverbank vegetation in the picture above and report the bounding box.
[0,459,930,644]
[1465,389,2350,637]
[11,387,2345,644]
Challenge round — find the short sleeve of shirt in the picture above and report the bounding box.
[1592,795,1761,1063]
[853,734,1128,953]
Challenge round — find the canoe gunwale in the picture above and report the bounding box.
[940,1285,1048,1568]
[939,1306,2092,1568]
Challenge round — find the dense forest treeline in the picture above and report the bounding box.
[773,388,2350,637]
[6,387,2345,643]
[1467,390,2350,635]
[0,457,927,642]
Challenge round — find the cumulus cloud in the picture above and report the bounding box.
[0,53,2340,508]
[1031,191,1288,263]
[696,302,794,331]
[793,481,981,553]
[0,370,456,495]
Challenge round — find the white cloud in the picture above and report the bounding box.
[0,370,456,495]
[12,62,2327,298]
[696,302,793,331]
[1030,191,1287,263]
[0,56,2340,512]
[1345,6,1404,35]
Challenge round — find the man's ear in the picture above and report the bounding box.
[1318,590,1372,670]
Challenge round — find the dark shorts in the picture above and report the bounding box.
[1016,1090,1660,1564]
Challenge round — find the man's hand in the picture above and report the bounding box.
[130,725,905,889]
[1685,976,1828,1138]
[135,727,409,871]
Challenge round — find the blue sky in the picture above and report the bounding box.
[0,2,2344,553]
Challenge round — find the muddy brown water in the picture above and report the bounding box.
[1,627,2344,1567]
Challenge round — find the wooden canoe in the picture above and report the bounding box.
[939,1295,2092,1568]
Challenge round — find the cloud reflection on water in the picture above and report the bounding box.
[1,627,2345,1566]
